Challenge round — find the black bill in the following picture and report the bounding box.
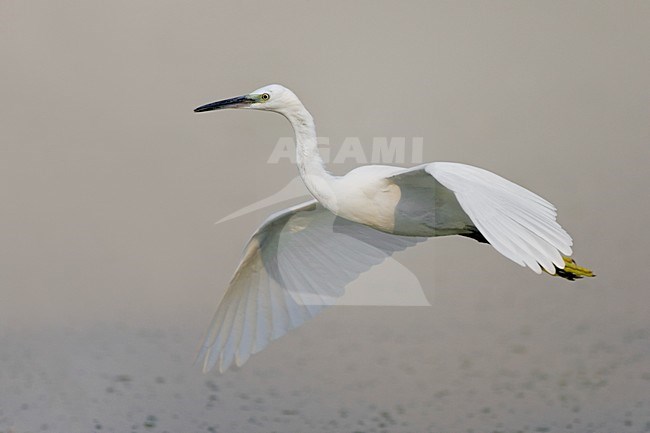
[194,95,255,112]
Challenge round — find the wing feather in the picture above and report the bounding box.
[198,199,426,373]
[424,162,573,273]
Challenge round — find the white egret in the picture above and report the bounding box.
[194,84,594,373]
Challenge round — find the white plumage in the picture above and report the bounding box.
[425,162,572,273]
[197,200,425,373]
[194,84,591,372]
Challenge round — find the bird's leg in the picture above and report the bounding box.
[549,256,595,280]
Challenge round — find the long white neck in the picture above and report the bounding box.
[281,105,339,210]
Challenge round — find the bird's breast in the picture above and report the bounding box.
[334,181,402,234]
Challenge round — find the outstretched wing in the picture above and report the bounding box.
[390,162,573,274]
[199,200,426,373]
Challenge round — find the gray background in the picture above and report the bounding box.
[1,1,649,432]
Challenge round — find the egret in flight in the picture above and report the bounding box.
[194,84,594,373]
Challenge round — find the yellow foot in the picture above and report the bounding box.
[549,256,595,280]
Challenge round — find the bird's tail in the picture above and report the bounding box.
[550,256,595,280]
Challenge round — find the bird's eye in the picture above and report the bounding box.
[261,93,270,101]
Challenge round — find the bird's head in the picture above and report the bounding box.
[194,84,301,116]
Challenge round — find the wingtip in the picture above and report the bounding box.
[200,351,213,374]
